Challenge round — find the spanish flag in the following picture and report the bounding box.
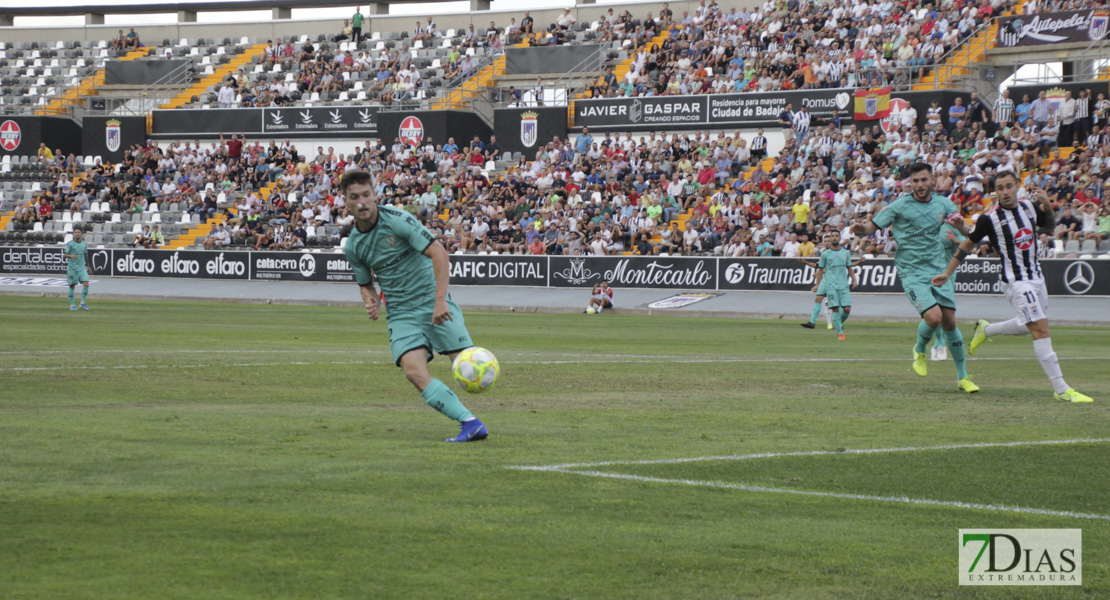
[854,87,892,120]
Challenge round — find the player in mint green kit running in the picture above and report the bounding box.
[812,231,857,340]
[852,162,979,393]
[341,170,488,442]
[800,251,864,330]
[63,227,91,311]
[930,221,966,361]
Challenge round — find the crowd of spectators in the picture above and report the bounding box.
[7,1,1110,257]
[202,7,606,109]
[10,81,1110,256]
[585,0,1020,99]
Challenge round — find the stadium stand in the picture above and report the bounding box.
[1,1,1109,259]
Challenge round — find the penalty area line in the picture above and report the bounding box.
[536,468,1110,521]
[508,438,1110,470]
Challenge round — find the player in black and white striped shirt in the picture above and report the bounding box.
[932,171,1093,403]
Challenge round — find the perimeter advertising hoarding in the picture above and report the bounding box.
[1,249,1105,296]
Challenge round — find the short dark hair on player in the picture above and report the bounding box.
[995,170,1019,184]
[340,170,374,193]
[908,162,933,176]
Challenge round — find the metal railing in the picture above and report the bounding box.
[89,58,197,117]
[376,49,499,122]
[917,18,998,91]
[1000,29,1110,85]
[547,43,606,99]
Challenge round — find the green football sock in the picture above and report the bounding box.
[833,310,844,334]
[934,329,946,349]
[420,378,474,423]
[945,327,969,380]
[914,320,938,354]
[840,309,850,323]
[808,302,821,325]
[68,288,75,306]
[81,286,88,303]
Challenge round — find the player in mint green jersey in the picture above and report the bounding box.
[930,222,966,361]
[63,227,90,311]
[341,170,488,442]
[811,231,858,340]
[851,162,978,393]
[799,251,864,331]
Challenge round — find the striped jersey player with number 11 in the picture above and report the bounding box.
[932,171,1092,403]
[341,170,490,441]
[851,163,978,393]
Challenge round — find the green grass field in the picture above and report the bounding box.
[1,294,1107,599]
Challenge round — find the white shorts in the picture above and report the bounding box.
[1003,279,1049,324]
[591,294,613,307]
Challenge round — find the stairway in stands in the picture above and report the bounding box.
[160,43,269,109]
[570,25,674,127]
[162,181,277,249]
[432,38,538,111]
[914,0,1028,90]
[631,157,774,253]
[36,47,151,116]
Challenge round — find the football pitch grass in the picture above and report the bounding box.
[0,294,1107,599]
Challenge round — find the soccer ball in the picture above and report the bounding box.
[586,307,597,314]
[452,347,500,393]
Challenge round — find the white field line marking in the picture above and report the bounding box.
[508,438,1110,471]
[508,439,1110,521]
[3,356,1109,373]
[540,468,1110,521]
[3,347,1108,361]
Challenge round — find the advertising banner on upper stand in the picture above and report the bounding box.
[0,117,82,157]
[494,106,570,159]
[261,106,378,135]
[150,106,378,138]
[1,249,1106,296]
[997,8,1110,47]
[572,89,854,131]
[82,116,147,164]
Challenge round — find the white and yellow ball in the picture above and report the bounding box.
[451,347,500,393]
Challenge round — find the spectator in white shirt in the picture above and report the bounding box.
[217,83,236,108]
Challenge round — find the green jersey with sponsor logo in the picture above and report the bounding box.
[344,205,438,314]
[871,193,960,279]
[65,240,87,273]
[817,247,852,290]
